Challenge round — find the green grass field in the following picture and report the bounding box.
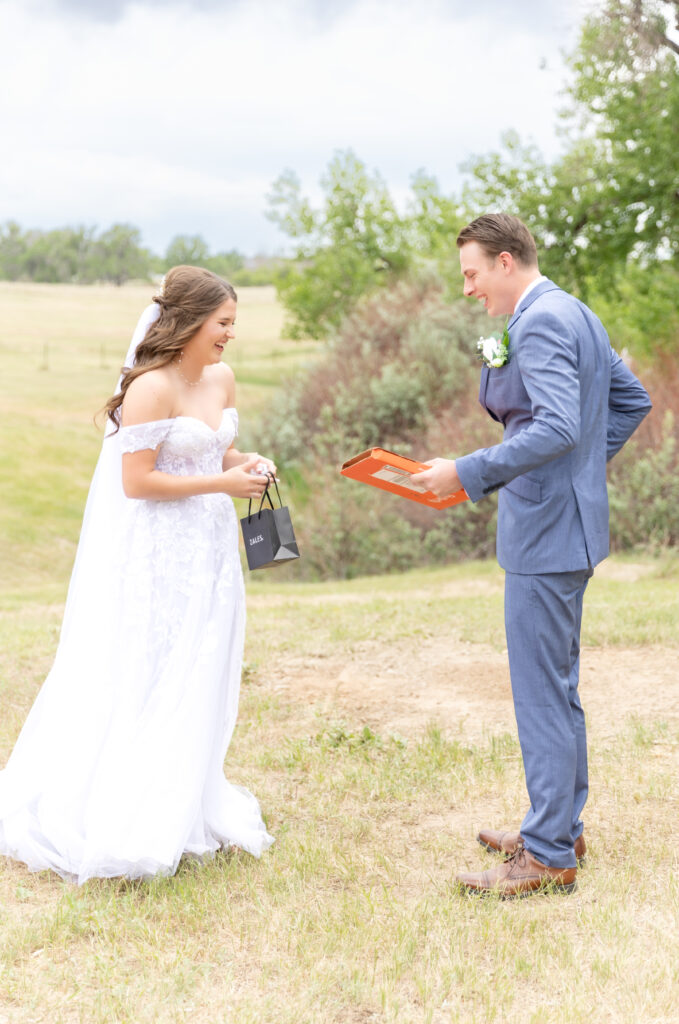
[0,284,677,1023]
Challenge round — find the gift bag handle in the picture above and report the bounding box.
[247,473,277,522]
[268,474,283,508]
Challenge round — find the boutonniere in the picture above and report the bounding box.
[477,322,510,368]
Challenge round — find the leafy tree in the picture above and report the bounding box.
[0,223,96,283]
[459,131,630,296]
[93,224,152,285]
[207,249,244,279]
[22,226,96,283]
[163,235,246,282]
[407,171,467,292]
[587,260,679,358]
[164,234,211,268]
[267,150,413,338]
[567,0,679,264]
[462,0,679,303]
[0,221,28,279]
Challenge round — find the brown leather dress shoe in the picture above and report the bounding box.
[456,846,577,899]
[477,828,586,864]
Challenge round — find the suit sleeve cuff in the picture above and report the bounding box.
[456,453,504,504]
[455,454,483,503]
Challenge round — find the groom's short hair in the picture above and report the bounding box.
[456,214,538,267]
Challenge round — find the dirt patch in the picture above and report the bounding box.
[263,635,679,742]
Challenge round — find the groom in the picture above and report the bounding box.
[412,214,651,897]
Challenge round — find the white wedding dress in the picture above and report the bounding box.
[0,407,273,883]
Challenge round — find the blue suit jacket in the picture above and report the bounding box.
[455,280,652,574]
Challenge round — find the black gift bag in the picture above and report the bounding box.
[240,477,300,571]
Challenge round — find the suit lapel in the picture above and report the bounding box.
[479,280,560,421]
[479,364,490,409]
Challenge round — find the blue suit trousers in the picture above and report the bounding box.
[504,568,593,869]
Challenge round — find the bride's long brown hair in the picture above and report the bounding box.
[104,265,237,430]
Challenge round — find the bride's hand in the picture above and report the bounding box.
[248,452,277,478]
[221,454,269,499]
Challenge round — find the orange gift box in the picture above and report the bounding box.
[340,448,468,510]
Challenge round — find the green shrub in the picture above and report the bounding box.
[609,410,679,550]
[257,273,489,461]
[291,469,422,580]
[255,275,499,579]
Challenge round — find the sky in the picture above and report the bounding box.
[0,0,595,256]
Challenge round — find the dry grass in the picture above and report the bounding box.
[0,281,311,420]
[0,284,677,1023]
[1,561,678,1024]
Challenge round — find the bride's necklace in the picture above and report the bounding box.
[174,351,203,387]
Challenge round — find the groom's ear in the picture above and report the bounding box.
[497,251,514,274]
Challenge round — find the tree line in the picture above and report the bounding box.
[0,222,276,287]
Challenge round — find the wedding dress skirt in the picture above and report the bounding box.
[0,409,273,883]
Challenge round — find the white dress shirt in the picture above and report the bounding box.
[514,275,546,314]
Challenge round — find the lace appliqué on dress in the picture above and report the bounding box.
[119,410,242,680]
[119,419,173,454]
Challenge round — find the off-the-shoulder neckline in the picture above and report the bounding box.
[120,408,237,433]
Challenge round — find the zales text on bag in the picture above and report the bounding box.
[240,477,300,571]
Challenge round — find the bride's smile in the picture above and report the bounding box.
[183,297,237,369]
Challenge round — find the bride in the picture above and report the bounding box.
[0,265,275,883]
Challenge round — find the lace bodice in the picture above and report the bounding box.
[117,406,243,676]
[119,408,238,475]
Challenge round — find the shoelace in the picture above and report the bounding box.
[505,846,530,874]
[503,837,526,862]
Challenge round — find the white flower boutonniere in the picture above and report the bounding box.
[477,323,510,368]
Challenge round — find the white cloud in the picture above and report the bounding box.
[0,0,591,253]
